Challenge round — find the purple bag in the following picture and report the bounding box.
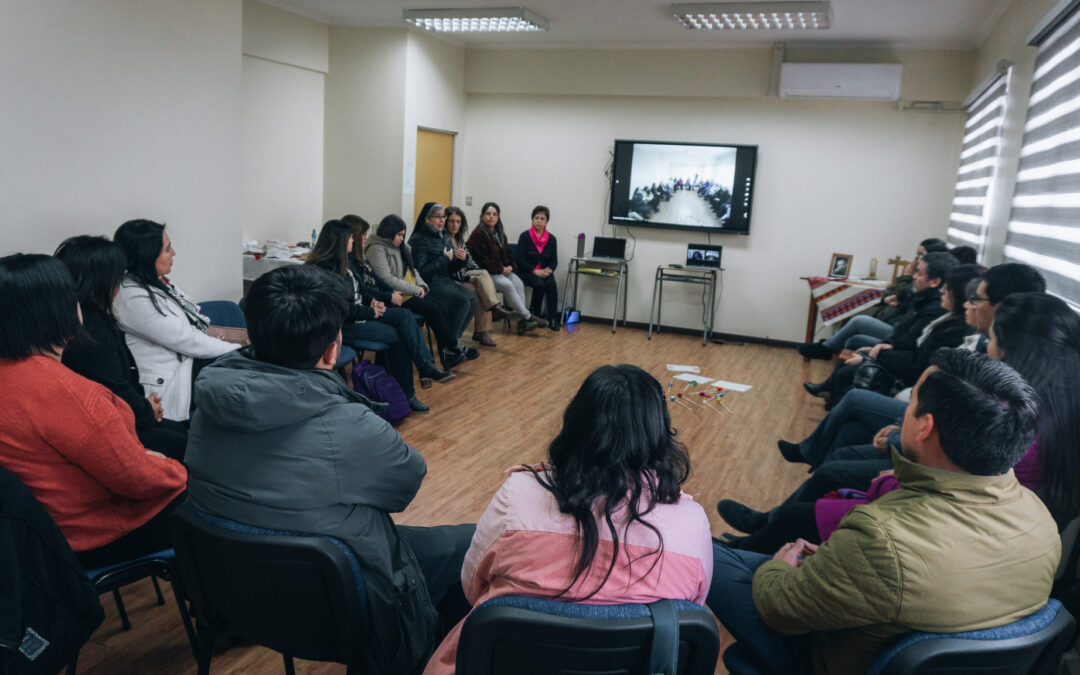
[352,359,412,426]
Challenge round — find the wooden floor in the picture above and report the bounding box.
[72,320,834,674]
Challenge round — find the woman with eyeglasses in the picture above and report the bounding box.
[112,220,238,421]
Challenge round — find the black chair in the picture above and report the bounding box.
[456,595,719,675]
[865,598,1076,675]
[169,503,369,675]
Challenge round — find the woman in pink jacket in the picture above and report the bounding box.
[425,364,713,674]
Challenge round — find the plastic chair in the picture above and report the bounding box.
[198,300,246,328]
[865,598,1076,675]
[169,503,369,675]
[456,595,719,675]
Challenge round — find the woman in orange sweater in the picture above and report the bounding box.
[0,253,187,568]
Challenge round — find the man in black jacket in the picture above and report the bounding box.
[185,265,473,675]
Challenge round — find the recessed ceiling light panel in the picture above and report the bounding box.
[672,2,831,30]
[404,7,549,32]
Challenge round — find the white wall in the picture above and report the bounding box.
[462,49,969,341]
[242,0,327,244]
[0,0,243,302]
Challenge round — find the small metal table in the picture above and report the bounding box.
[562,257,629,333]
[648,265,720,346]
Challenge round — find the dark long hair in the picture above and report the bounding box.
[530,364,691,600]
[992,292,1080,525]
[943,264,985,317]
[306,220,353,278]
[376,214,414,269]
[0,254,86,360]
[54,236,126,319]
[445,206,468,245]
[341,214,370,265]
[114,219,170,315]
[479,201,509,245]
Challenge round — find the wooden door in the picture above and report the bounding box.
[414,129,455,223]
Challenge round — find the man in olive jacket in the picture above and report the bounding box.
[708,348,1060,674]
[185,265,474,675]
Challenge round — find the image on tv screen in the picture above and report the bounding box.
[609,140,756,234]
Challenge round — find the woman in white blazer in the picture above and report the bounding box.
[113,220,237,421]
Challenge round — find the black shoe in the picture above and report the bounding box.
[803,381,828,398]
[517,318,539,335]
[716,500,768,534]
[777,440,805,464]
[408,396,429,413]
[549,318,561,331]
[418,363,454,384]
[798,340,835,360]
[460,345,480,360]
[440,348,466,370]
[490,305,513,321]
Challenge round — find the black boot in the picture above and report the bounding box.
[797,340,834,360]
[716,500,768,534]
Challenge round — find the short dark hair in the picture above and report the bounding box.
[531,205,550,220]
[921,251,959,284]
[244,265,351,370]
[983,263,1046,305]
[916,348,1039,475]
[54,236,126,317]
[949,245,977,265]
[0,254,85,360]
[943,264,986,315]
[920,238,948,253]
[114,219,170,314]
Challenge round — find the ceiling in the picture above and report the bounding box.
[260,0,1014,50]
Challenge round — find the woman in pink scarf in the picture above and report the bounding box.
[515,205,561,331]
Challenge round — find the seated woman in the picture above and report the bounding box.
[467,202,543,335]
[515,205,560,331]
[721,293,1080,553]
[445,206,509,347]
[0,253,187,569]
[409,203,479,349]
[56,236,189,461]
[366,214,475,369]
[112,220,238,421]
[423,364,713,674]
[804,264,982,403]
[308,219,451,413]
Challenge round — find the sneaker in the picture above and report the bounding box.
[418,363,455,384]
[777,440,805,464]
[440,348,466,370]
[516,318,539,335]
[407,396,430,413]
[716,500,768,534]
[460,345,480,360]
[797,340,834,360]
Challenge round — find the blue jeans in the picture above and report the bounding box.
[796,389,906,467]
[707,544,811,675]
[823,315,894,351]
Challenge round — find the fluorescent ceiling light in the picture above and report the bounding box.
[672,2,831,30]
[404,7,549,32]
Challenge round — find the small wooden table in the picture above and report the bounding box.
[801,276,889,343]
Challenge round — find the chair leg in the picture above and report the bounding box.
[283,653,296,675]
[151,576,165,605]
[196,625,215,675]
[112,588,131,630]
[167,575,199,663]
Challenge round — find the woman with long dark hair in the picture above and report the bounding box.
[308,219,452,412]
[423,364,713,674]
[366,214,475,369]
[0,253,186,568]
[112,220,237,421]
[445,205,508,347]
[56,236,189,460]
[467,201,543,335]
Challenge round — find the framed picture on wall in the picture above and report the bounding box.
[828,253,853,280]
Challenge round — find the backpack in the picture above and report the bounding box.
[351,360,412,426]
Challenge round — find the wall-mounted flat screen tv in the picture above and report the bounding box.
[608,140,757,234]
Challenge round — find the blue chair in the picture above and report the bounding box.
[198,300,246,328]
[866,599,1076,675]
[457,595,719,675]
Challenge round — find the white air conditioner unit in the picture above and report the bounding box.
[779,63,903,100]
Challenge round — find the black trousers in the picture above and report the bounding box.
[427,279,478,341]
[75,493,188,569]
[518,271,559,322]
[397,523,475,630]
[728,503,818,554]
[403,295,457,352]
[137,418,189,462]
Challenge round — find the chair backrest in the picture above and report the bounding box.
[169,503,367,666]
[198,300,246,328]
[868,599,1076,675]
[457,595,719,675]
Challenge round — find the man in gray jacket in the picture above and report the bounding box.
[184,264,474,675]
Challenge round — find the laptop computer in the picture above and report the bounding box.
[686,244,722,269]
[591,236,627,262]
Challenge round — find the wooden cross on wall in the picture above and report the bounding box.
[888,256,910,284]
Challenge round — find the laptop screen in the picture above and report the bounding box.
[686,244,722,268]
[593,236,627,259]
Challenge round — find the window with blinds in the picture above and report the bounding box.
[947,71,1010,257]
[1005,2,1080,308]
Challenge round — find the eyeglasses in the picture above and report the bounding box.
[967,295,991,304]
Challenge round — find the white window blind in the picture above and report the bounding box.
[1005,1,1080,308]
[946,69,1010,256]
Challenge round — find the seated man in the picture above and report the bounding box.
[184,264,474,674]
[708,349,1060,674]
